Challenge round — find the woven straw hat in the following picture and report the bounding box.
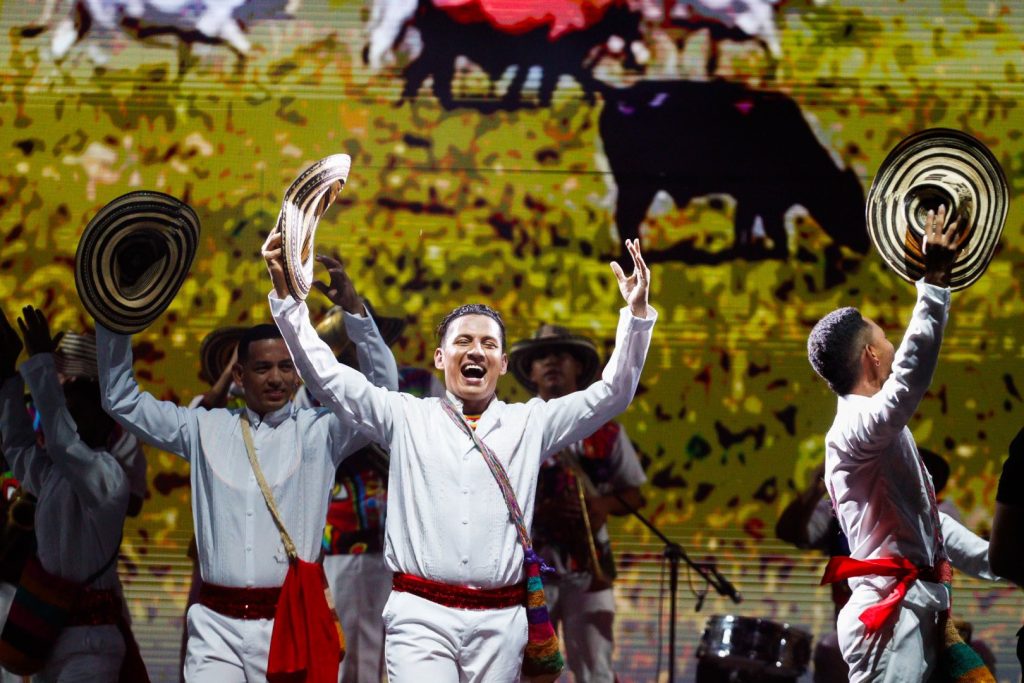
[198,326,247,384]
[509,324,600,393]
[54,332,98,380]
[866,128,1008,291]
[74,191,200,333]
[276,154,352,300]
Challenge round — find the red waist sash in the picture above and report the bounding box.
[392,573,524,610]
[821,556,945,634]
[198,582,281,620]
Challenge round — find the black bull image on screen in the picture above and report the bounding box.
[598,79,870,263]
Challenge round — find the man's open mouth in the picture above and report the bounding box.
[461,364,486,379]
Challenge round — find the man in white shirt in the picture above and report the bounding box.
[0,306,146,682]
[263,235,656,682]
[95,296,398,681]
[806,206,995,682]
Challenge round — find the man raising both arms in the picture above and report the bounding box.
[265,234,656,682]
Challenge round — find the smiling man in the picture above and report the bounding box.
[95,306,398,681]
[264,235,657,682]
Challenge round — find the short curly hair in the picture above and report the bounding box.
[807,307,869,395]
[436,303,506,351]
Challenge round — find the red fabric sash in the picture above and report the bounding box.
[821,555,940,634]
[267,559,343,683]
[198,582,281,620]
[393,572,525,610]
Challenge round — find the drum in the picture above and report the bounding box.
[696,615,812,679]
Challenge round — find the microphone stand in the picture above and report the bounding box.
[613,492,742,683]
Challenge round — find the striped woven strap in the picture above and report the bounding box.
[440,399,532,552]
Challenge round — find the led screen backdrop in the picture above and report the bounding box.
[1,0,1023,680]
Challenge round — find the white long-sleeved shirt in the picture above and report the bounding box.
[0,354,128,590]
[825,280,953,611]
[271,292,657,589]
[96,310,397,589]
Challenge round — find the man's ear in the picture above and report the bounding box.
[499,353,508,376]
[231,361,244,386]
[434,347,445,370]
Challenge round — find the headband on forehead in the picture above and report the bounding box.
[866,128,1008,291]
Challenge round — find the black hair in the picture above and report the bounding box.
[807,307,870,396]
[237,324,284,363]
[436,304,506,351]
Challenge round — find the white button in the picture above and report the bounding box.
[461,557,469,564]
[462,519,468,525]
[247,510,254,517]
[462,488,469,495]
[246,545,253,552]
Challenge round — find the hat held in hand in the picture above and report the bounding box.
[276,154,352,301]
[866,128,1008,291]
[75,191,200,334]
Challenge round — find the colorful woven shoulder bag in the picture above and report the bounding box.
[441,400,564,683]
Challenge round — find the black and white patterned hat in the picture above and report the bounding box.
[74,191,200,333]
[866,128,1008,291]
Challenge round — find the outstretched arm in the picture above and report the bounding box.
[540,240,657,456]
[0,307,49,494]
[940,512,999,582]
[843,207,959,453]
[264,232,396,444]
[96,324,197,461]
[16,306,127,511]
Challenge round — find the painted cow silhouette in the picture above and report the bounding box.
[598,79,868,260]
[401,0,647,109]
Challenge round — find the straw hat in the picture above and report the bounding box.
[54,332,98,380]
[198,326,247,384]
[866,128,1008,291]
[315,301,406,361]
[74,191,200,333]
[509,324,600,393]
[276,154,352,300]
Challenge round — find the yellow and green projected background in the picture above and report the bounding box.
[2,0,1024,680]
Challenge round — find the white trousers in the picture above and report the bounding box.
[38,625,125,683]
[183,603,272,682]
[837,591,939,683]
[324,553,392,683]
[383,590,527,683]
[543,573,615,683]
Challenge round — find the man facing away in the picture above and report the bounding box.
[806,206,996,683]
[264,234,656,682]
[508,323,646,682]
[0,306,146,682]
[95,289,398,681]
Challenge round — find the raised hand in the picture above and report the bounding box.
[922,204,959,288]
[261,229,290,299]
[609,239,651,319]
[17,306,63,357]
[312,254,365,316]
[0,308,24,380]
